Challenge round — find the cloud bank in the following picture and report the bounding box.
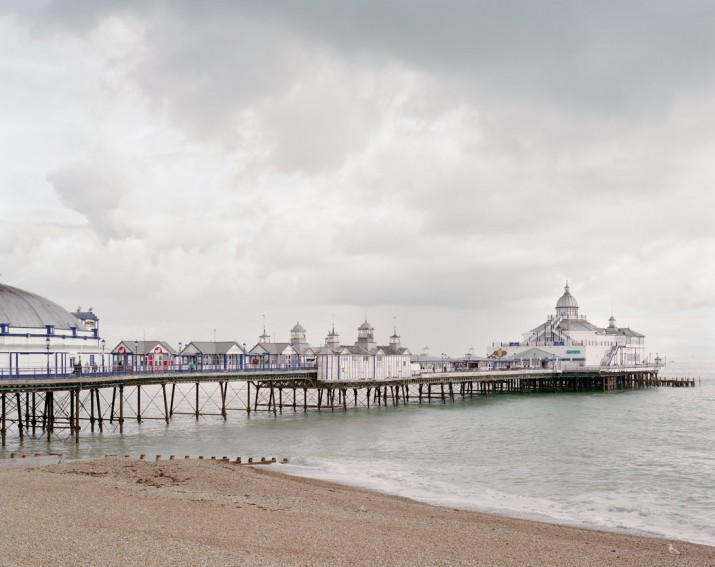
[1,1,713,357]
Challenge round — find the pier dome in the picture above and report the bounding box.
[555,282,579,319]
[556,283,578,308]
[0,283,84,330]
[0,282,102,375]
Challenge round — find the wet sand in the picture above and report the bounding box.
[0,457,712,566]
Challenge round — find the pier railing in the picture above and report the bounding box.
[0,363,317,380]
[0,362,666,382]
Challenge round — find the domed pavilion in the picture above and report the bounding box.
[487,282,645,368]
[0,283,103,375]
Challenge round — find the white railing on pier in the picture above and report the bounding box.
[600,344,620,366]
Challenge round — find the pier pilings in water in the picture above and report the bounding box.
[0,369,695,445]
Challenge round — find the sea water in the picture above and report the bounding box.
[3,360,713,546]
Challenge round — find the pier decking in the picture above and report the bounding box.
[0,366,693,445]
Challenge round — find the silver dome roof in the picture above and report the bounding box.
[291,322,306,333]
[358,320,374,330]
[0,283,85,330]
[555,282,579,308]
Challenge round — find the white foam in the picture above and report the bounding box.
[276,454,715,546]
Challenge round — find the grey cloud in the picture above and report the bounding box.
[132,14,314,139]
[10,1,715,116]
[310,253,564,311]
[129,6,384,173]
[259,79,380,172]
[233,1,715,115]
[11,1,710,195]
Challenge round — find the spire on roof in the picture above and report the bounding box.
[390,316,401,348]
[326,323,340,347]
[259,314,271,343]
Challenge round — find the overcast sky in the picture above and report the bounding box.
[1,1,714,359]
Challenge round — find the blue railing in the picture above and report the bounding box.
[0,363,318,380]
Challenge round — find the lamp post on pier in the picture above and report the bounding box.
[134,340,139,373]
[101,338,105,372]
[178,341,182,370]
[46,336,50,375]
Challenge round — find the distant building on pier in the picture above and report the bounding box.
[316,319,412,381]
[247,326,299,368]
[111,340,176,370]
[488,282,645,367]
[178,341,246,370]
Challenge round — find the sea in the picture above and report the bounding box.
[2,359,713,547]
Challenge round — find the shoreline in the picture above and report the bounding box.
[276,462,705,547]
[1,457,712,566]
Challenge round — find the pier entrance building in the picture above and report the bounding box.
[0,283,103,375]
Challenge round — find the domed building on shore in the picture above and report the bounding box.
[0,283,103,375]
[487,282,646,368]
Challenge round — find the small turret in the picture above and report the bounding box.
[290,322,309,350]
[258,329,271,344]
[389,319,401,349]
[355,319,376,351]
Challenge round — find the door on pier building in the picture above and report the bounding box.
[150,345,167,367]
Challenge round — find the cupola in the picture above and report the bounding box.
[355,319,376,351]
[555,281,579,319]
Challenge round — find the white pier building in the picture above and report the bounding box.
[0,283,103,375]
[316,320,412,381]
[488,282,645,368]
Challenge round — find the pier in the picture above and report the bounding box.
[0,365,694,445]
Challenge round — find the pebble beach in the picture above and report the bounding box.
[0,457,712,566]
